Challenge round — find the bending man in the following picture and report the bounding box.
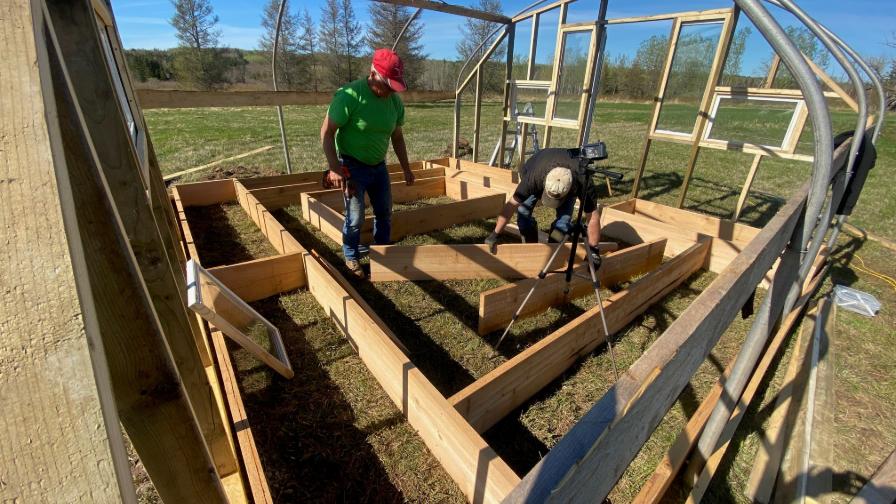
[321,48,415,277]
[485,148,602,260]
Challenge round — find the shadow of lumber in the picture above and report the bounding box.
[230,297,404,503]
[272,207,478,395]
[185,204,258,267]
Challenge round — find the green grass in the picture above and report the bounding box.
[153,100,895,503]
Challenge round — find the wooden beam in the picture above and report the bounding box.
[445,172,505,200]
[208,253,304,302]
[629,199,759,244]
[164,145,274,181]
[476,239,666,335]
[303,191,505,245]
[452,240,709,433]
[40,4,229,499]
[372,0,510,23]
[853,449,896,504]
[446,170,518,199]
[300,176,446,211]
[606,8,732,24]
[137,89,455,109]
[302,252,520,503]
[369,242,589,281]
[505,179,809,503]
[250,167,445,209]
[684,270,831,503]
[46,0,239,484]
[174,178,237,207]
[637,248,828,504]
[440,157,519,183]
[210,329,274,504]
[732,155,763,221]
[0,2,131,499]
[235,180,306,256]
[239,161,424,190]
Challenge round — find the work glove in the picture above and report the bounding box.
[485,232,500,254]
[588,244,602,270]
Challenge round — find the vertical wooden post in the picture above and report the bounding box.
[676,10,739,208]
[498,22,515,168]
[0,2,132,501]
[630,18,681,198]
[527,13,539,80]
[45,0,237,481]
[732,154,763,221]
[472,68,483,162]
[542,1,568,148]
[765,54,781,88]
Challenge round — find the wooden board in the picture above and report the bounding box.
[602,205,755,275]
[235,181,306,257]
[302,253,520,503]
[451,241,709,433]
[446,172,506,200]
[637,249,829,504]
[374,0,511,23]
[505,180,809,503]
[628,198,759,244]
[252,167,446,209]
[445,169,519,197]
[304,192,505,246]
[211,330,274,504]
[137,89,454,109]
[164,146,274,181]
[208,253,304,302]
[175,178,237,207]
[369,242,590,281]
[476,239,667,335]
[238,161,424,190]
[301,176,447,212]
[0,3,129,499]
[684,271,831,504]
[853,449,896,504]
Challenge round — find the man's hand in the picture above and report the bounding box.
[325,169,346,189]
[588,244,602,270]
[403,168,415,186]
[485,232,500,254]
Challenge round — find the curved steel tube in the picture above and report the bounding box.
[694,0,836,467]
[272,0,293,174]
[392,7,423,51]
[454,0,550,91]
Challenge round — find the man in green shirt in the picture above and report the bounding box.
[320,48,414,277]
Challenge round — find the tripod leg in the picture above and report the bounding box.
[586,249,619,381]
[495,233,570,349]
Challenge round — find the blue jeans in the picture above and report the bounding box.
[517,194,576,240]
[341,156,392,261]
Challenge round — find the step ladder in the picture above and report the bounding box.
[489,102,541,168]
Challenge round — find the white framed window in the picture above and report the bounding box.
[187,260,295,379]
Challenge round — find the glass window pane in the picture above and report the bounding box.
[532,7,560,81]
[97,22,138,144]
[515,85,549,119]
[512,18,533,81]
[553,30,591,121]
[655,21,723,135]
[707,96,798,148]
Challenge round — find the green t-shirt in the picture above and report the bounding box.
[327,78,405,165]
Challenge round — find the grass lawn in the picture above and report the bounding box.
[148,100,894,503]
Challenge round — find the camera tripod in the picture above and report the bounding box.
[494,181,620,381]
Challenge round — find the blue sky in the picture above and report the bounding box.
[115,0,894,76]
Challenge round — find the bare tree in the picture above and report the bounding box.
[259,0,303,90]
[297,8,319,92]
[456,0,504,93]
[169,0,223,89]
[366,2,425,89]
[341,0,363,82]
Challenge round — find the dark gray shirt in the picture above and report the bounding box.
[513,148,598,213]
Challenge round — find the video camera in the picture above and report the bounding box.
[564,141,623,188]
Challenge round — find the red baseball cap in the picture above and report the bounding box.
[372,48,407,92]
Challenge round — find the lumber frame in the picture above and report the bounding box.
[636,247,829,504]
[506,179,810,503]
[370,242,589,281]
[375,0,510,23]
[239,160,424,190]
[302,192,504,244]
[476,239,667,335]
[137,89,454,109]
[301,176,447,211]
[38,2,230,500]
[250,166,445,209]
[1,2,131,500]
[208,253,304,302]
[453,240,709,433]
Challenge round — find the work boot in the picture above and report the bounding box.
[345,259,365,279]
